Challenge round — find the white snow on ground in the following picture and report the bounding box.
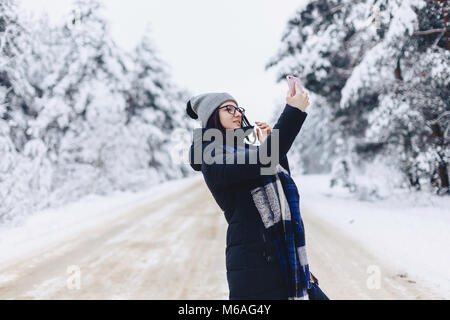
[1,172,448,298]
[0,174,201,270]
[294,173,450,299]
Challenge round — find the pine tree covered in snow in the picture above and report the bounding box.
[126,33,194,180]
[267,0,449,198]
[0,0,193,225]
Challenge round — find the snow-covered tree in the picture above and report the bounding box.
[125,32,193,181]
[0,0,193,225]
[267,0,449,197]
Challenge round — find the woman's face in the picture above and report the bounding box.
[218,100,242,129]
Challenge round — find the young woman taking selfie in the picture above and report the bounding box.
[187,81,328,300]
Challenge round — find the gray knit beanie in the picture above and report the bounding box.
[186,92,238,128]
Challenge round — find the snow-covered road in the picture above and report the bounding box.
[303,204,439,299]
[0,176,228,299]
[0,175,444,299]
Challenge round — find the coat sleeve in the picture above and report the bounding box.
[280,154,291,175]
[203,104,307,189]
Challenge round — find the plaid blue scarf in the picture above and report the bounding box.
[250,164,312,300]
[220,143,311,299]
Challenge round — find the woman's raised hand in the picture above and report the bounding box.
[286,82,310,112]
[255,121,272,143]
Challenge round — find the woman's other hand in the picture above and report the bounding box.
[255,121,272,143]
[286,82,310,112]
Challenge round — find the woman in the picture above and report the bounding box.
[187,83,319,300]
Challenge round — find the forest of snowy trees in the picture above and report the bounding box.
[0,0,194,224]
[267,0,449,199]
[0,0,448,225]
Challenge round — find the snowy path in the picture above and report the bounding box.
[0,176,441,299]
[0,177,229,299]
[303,204,440,299]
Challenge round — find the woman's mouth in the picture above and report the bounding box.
[233,120,241,125]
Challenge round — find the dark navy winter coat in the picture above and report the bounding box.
[189,104,308,299]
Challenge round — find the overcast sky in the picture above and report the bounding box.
[18,0,305,123]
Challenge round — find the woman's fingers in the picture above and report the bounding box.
[256,121,272,142]
[255,122,272,137]
[255,122,271,144]
[257,122,270,128]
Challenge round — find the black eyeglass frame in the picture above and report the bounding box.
[218,105,246,116]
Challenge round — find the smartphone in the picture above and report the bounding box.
[286,75,305,96]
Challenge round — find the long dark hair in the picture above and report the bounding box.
[206,108,227,134]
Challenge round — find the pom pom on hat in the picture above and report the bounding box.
[186,100,198,119]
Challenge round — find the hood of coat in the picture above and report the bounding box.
[189,125,255,171]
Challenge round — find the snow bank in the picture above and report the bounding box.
[295,173,450,298]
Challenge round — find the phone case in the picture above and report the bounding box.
[286,75,305,96]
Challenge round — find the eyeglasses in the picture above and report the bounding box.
[218,105,245,116]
